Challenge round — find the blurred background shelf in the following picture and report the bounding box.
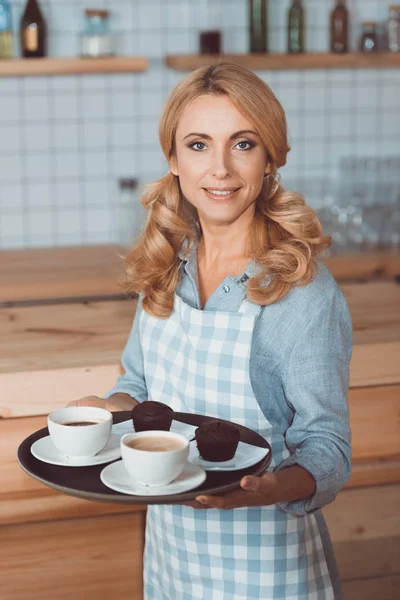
[165,52,400,72]
[0,56,149,77]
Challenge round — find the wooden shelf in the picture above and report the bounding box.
[0,56,148,78]
[165,52,400,72]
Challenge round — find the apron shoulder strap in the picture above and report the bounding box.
[238,298,262,317]
[174,292,261,318]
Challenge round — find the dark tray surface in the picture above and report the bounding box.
[18,411,272,505]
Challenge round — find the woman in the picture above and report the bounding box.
[69,63,352,599]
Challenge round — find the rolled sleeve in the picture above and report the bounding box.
[103,296,148,403]
[276,289,353,516]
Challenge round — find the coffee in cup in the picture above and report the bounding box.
[124,436,185,452]
[120,430,189,487]
[48,407,112,458]
[60,420,105,427]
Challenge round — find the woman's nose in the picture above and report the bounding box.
[211,150,231,179]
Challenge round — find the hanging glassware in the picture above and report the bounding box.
[80,9,113,58]
[360,22,378,53]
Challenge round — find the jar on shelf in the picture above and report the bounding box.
[360,22,378,53]
[0,0,13,59]
[199,0,222,54]
[80,9,113,58]
[388,5,400,52]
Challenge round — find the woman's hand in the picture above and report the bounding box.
[186,465,316,510]
[67,395,106,409]
[187,472,280,510]
[67,393,138,412]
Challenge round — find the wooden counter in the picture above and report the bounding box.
[0,299,135,418]
[1,245,399,306]
[1,280,399,413]
[0,244,126,305]
[1,245,400,600]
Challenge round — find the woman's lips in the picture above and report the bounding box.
[203,188,240,200]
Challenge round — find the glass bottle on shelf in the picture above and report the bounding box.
[0,1,13,58]
[330,0,349,53]
[80,9,113,58]
[117,178,143,247]
[288,0,304,54]
[20,0,46,58]
[199,0,222,54]
[388,5,400,52]
[360,22,378,53]
[249,0,268,53]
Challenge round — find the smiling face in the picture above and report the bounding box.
[169,94,270,230]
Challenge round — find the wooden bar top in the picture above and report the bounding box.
[0,245,126,305]
[0,279,399,373]
[0,280,399,415]
[1,245,399,305]
[0,245,399,416]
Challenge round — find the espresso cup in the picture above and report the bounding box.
[47,406,113,458]
[120,430,189,487]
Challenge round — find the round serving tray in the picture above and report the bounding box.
[17,411,272,505]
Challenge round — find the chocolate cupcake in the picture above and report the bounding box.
[131,401,173,432]
[195,420,240,462]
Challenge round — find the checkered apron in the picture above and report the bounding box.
[140,295,334,599]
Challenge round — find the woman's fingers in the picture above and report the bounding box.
[240,475,262,492]
[66,396,106,408]
[183,474,280,510]
[240,472,278,494]
[195,489,251,510]
[181,501,207,509]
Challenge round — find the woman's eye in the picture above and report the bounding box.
[190,142,206,151]
[188,140,254,151]
[236,141,253,150]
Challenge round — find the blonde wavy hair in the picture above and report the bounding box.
[123,63,330,318]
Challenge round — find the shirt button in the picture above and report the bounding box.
[239,274,249,283]
[222,285,230,293]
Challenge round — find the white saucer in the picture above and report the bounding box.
[30,433,121,467]
[100,460,207,496]
[189,440,270,471]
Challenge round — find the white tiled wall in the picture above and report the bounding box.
[0,0,399,249]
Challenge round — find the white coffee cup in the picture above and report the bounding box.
[120,430,189,487]
[47,406,112,458]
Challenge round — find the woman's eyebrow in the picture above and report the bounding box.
[182,129,259,141]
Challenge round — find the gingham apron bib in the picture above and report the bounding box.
[140,295,334,600]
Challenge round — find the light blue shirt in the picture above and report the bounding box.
[105,245,353,517]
